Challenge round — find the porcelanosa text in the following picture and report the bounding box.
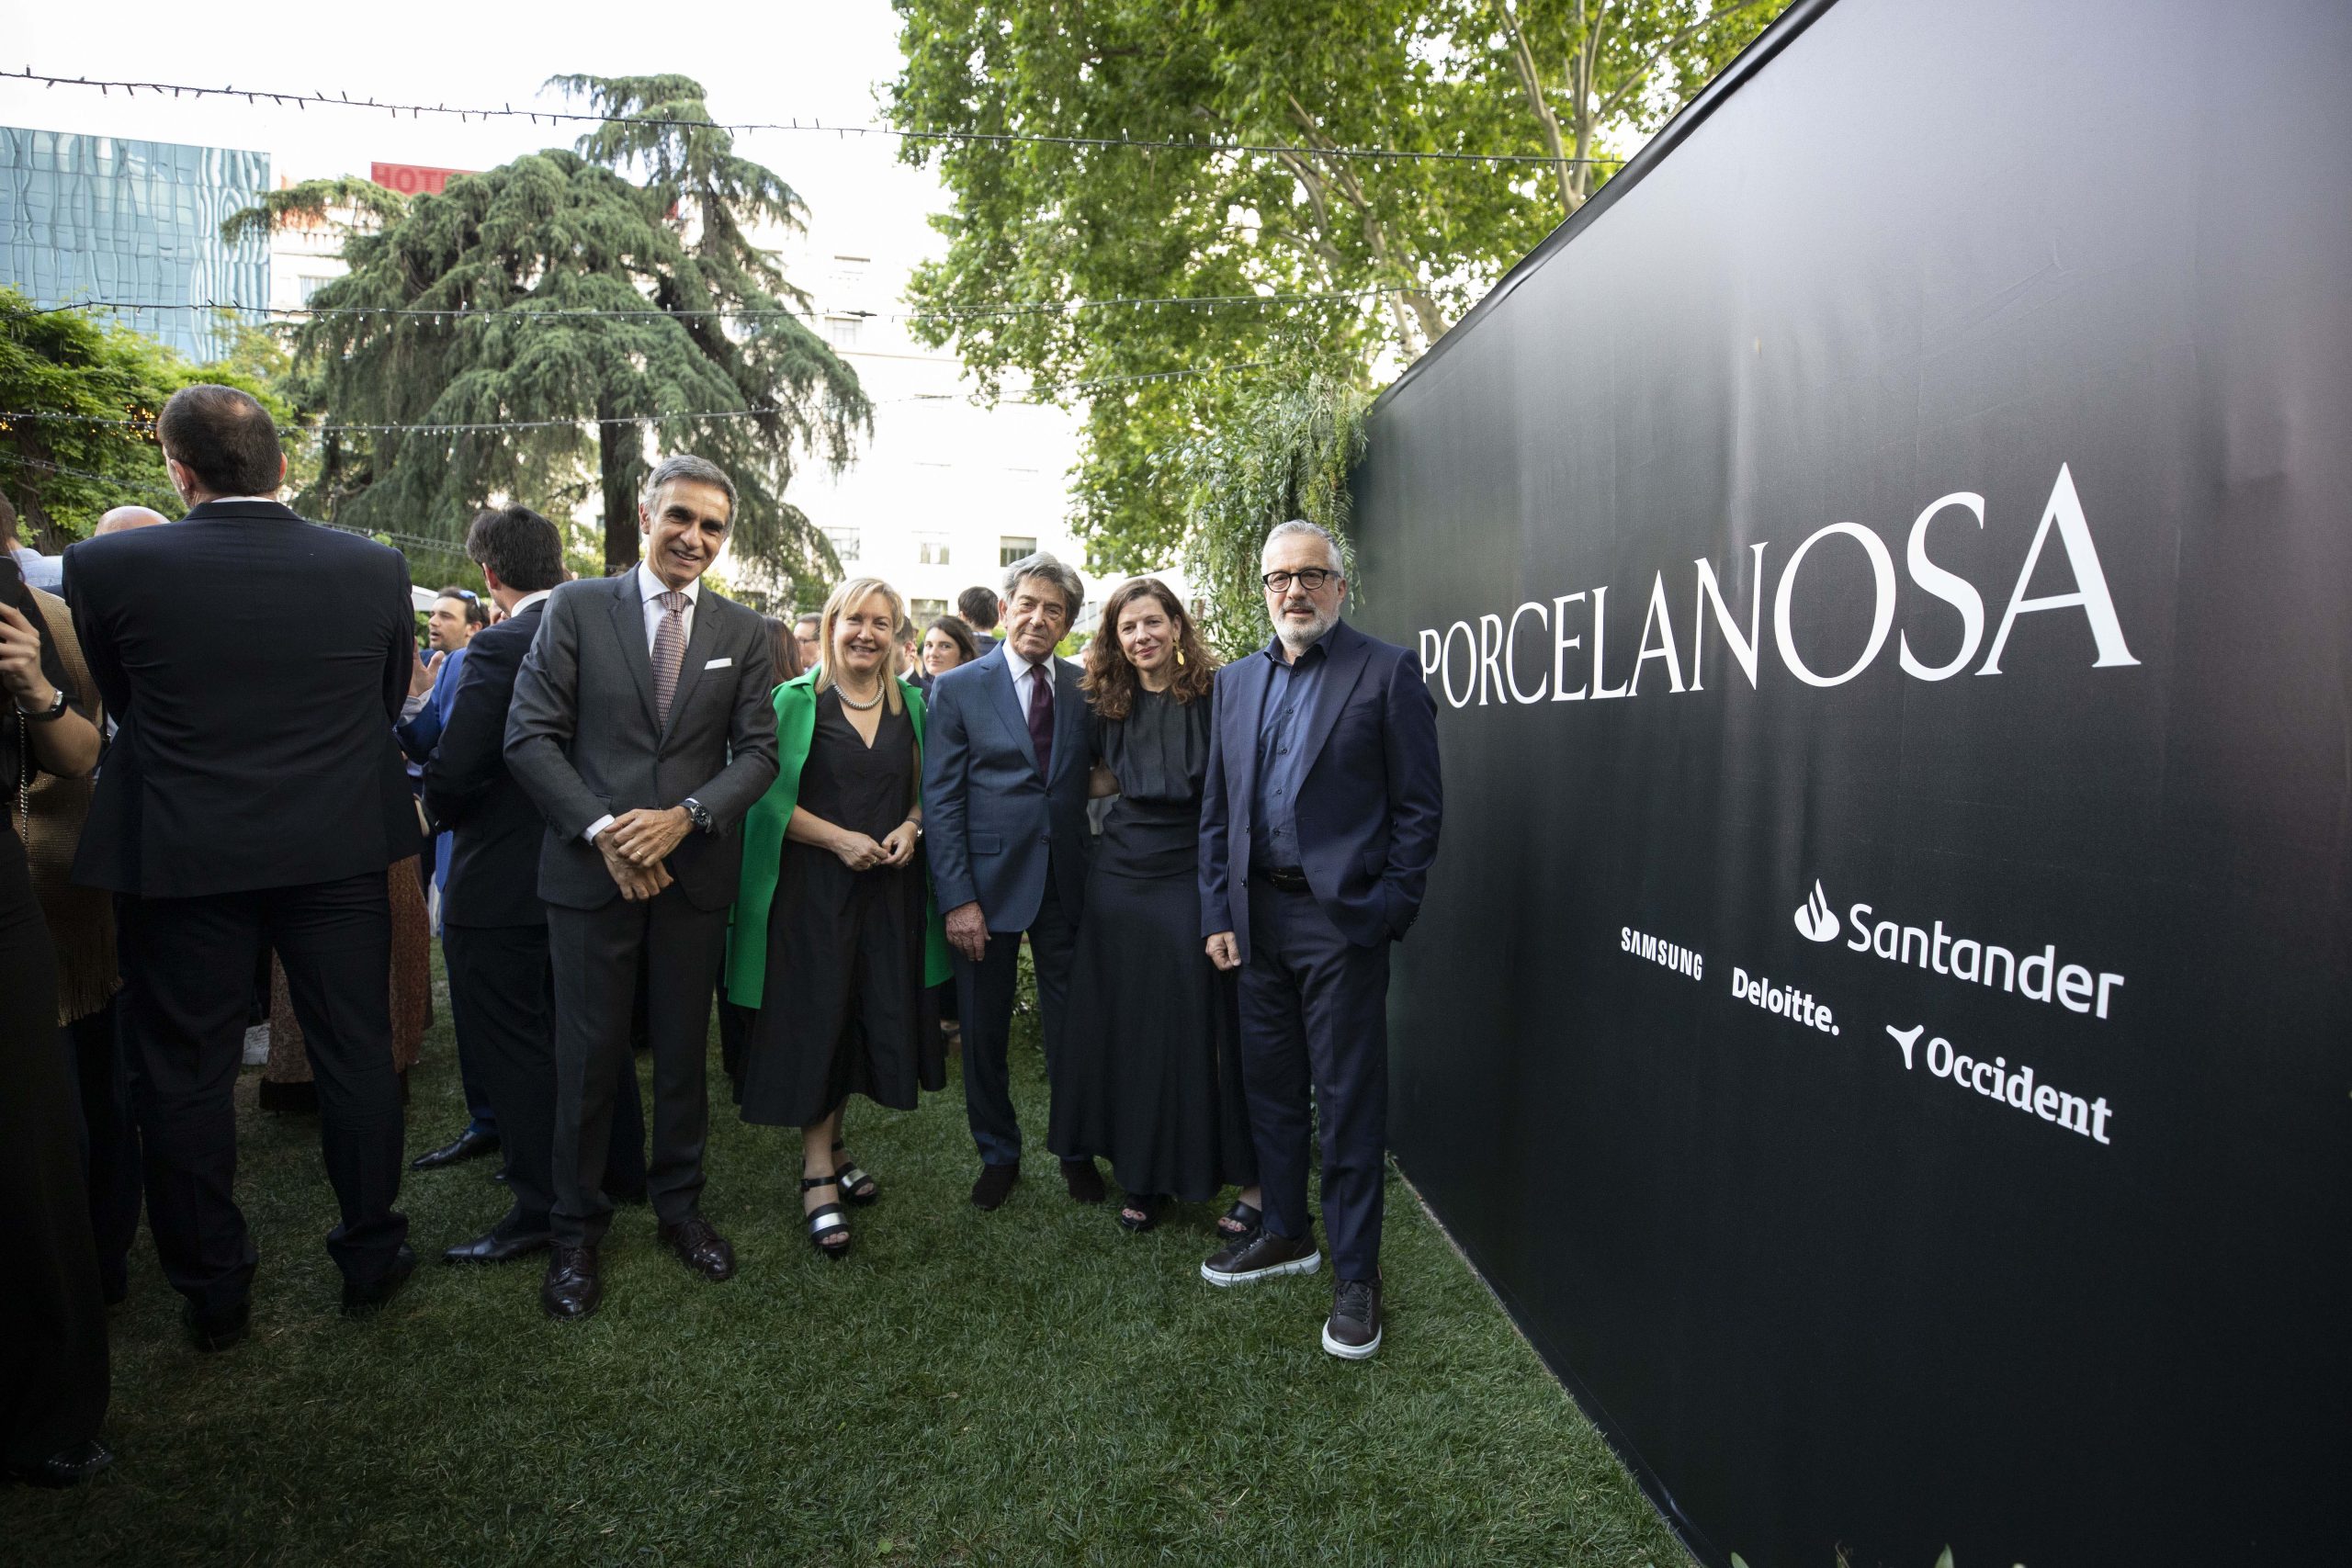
[1417,466,2136,707]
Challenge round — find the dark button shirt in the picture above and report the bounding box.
[1250,626,1333,870]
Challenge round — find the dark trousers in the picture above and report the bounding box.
[447,931,498,1138]
[1238,879,1392,1280]
[546,890,724,1247]
[2,865,108,1466]
[444,920,646,1239]
[955,868,1077,1167]
[119,874,409,1315]
[64,999,141,1303]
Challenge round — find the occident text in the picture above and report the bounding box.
[1885,1025,2114,1144]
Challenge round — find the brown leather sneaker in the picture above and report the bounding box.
[1200,1226,1321,1287]
[659,1217,737,1282]
[1322,1276,1383,1359]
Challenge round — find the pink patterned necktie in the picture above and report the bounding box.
[650,590,687,724]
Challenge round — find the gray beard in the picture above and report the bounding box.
[1275,607,1337,655]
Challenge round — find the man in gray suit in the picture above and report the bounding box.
[505,456,778,1320]
[922,551,1099,1211]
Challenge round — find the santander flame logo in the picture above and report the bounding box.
[1794,880,1839,943]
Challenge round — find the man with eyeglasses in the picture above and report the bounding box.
[1196,520,1443,1360]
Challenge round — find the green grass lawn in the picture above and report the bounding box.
[6,963,1691,1567]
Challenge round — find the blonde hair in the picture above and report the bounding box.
[813,576,909,716]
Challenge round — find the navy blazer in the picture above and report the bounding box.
[62,500,417,897]
[422,603,548,929]
[921,642,1091,932]
[1198,618,1442,962]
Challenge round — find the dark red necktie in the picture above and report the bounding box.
[1026,665,1055,778]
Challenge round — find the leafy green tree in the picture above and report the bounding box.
[266,75,869,592]
[0,287,286,545]
[888,0,1788,570]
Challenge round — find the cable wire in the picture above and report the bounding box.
[0,68,1629,169]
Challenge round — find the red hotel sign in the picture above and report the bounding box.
[369,162,472,197]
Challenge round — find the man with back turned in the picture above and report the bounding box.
[1196,520,1443,1360]
[62,384,420,1347]
[504,456,778,1320]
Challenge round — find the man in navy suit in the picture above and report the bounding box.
[1196,520,1442,1360]
[424,506,648,1267]
[921,551,1102,1210]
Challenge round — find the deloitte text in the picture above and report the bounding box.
[1416,466,2136,708]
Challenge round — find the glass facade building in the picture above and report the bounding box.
[1,125,271,362]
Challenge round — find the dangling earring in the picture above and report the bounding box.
[1175,649,1186,667]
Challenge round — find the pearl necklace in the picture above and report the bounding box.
[835,678,885,711]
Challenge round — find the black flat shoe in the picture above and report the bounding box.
[12,1438,113,1487]
[442,1227,551,1266]
[182,1298,250,1353]
[411,1128,500,1171]
[802,1172,851,1259]
[341,1245,418,1317]
[971,1162,1020,1211]
[1116,1193,1164,1234]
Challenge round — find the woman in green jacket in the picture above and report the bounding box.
[727,578,952,1258]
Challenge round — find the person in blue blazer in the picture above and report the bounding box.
[1196,520,1443,1361]
[921,552,1102,1210]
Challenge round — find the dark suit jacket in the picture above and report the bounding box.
[503,570,779,913]
[920,642,1091,932]
[1199,618,1443,963]
[423,602,548,929]
[62,500,417,897]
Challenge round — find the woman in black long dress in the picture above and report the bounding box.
[732,579,948,1259]
[1,561,110,1483]
[1055,578,1261,1234]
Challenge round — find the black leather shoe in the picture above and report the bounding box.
[340,1245,418,1317]
[412,1128,500,1171]
[1061,1157,1106,1205]
[12,1438,113,1487]
[659,1217,737,1282]
[442,1227,551,1266]
[970,1162,1021,1211]
[542,1245,601,1320]
[1323,1276,1384,1360]
[182,1298,250,1352]
[1201,1227,1321,1287]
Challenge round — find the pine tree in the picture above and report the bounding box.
[276,74,868,594]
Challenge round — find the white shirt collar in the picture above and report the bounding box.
[1004,643,1046,684]
[511,589,554,615]
[636,562,700,605]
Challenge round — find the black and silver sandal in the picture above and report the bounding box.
[831,1141,878,1206]
[801,1173,851,1259]
[1117,1194,1165,1235]
[1216,1200,1261,1240]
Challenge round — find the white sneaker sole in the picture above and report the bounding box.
[1321,1320,1382,1359]
[1200,1249,1321,1287]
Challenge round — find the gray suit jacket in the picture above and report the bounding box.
[504,571,779,912]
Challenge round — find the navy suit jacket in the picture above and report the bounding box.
[921,642,1091,933]
[1198,618,1442,963]
[422,603,548,929]
[62,500,417,897]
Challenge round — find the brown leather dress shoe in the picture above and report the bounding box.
[660,1217,736,1282]
[541,1244,602,1320]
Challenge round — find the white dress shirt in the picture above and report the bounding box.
[582,565,703,844]
[1004,644,1050,720]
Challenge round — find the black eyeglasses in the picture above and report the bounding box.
[1261,569,1338,592]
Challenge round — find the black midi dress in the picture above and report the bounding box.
[1054,686,1258,1201]
[740,688,942,1127]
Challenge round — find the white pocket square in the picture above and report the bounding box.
[704,656,733,670]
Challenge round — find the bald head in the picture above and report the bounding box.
[96,506,170,536]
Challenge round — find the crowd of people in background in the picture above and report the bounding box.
[0,381,1442,1489]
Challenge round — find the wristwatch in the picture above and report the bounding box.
[681,796,714,834]
[19,685,68,722]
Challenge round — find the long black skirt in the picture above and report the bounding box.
[0,843,108,1468]
[1054,857,1258,1201]
[738,843,942,1128]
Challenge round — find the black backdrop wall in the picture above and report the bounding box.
[1349,1,2351,1562]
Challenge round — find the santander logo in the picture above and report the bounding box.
[1794,880,1839,943]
